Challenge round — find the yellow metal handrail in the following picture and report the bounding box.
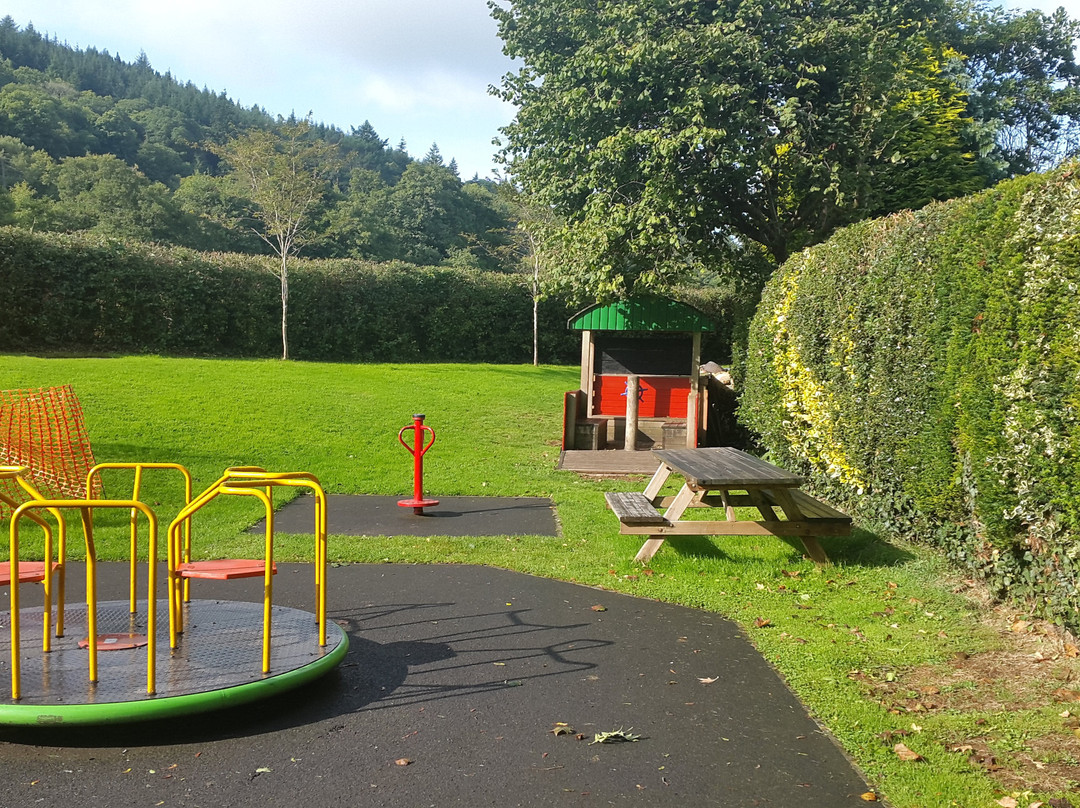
[165,468,328,674]
[8,498,158,700]
[87,462,192,615]
[0,466,68,646]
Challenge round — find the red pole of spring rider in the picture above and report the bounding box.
[397,414,439,515]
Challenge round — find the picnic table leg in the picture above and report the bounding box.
[769,488,830,565]
[642,463,673,501]
[718,490,736,521]
[634,537,666,564]
[633,484,698,564]
[747,489,780,522]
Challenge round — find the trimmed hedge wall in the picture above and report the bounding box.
[0,228,585,363]
[741,165,1080,628]
[0,228,744,365]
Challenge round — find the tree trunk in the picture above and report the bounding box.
[532,284,539,367]
[280,253,289,361]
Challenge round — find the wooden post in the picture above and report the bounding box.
[688,332,702,447]
[581,331,595,418]
[625,374,639,452]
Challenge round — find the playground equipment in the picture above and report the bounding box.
[397,414,439,515]
[563,298,715,453]
[0,385,101,503]
[0,466,66,649]
[0,462,346,726]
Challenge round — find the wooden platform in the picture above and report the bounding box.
[557,450,661,475]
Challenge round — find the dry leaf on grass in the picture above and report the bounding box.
[893,743,923,762]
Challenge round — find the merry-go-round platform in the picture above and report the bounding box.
[0,596,348,726]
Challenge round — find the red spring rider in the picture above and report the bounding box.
[397,414,439,515]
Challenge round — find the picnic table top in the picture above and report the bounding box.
[650,447,804,489]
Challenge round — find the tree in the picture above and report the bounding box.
[952,4,1080,178]
[465,182,562,364]
[212,118,339,359]
[489,0,997,301]
[496,185,561,365]
[52,153,187,241]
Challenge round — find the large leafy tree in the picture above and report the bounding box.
[212,118,339,360]
[954,4,1080,178]
[490,0,1001,300]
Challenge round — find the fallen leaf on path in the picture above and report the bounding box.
[590,605,607,612]
[860,793,878,802]
[698,676,718,684]
[395,758,412,766]
[893,743,923,762]
[591,728,642,744]
[550,723,575,736]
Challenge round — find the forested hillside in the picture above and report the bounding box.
[0,18,513,267]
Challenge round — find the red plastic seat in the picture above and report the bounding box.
[177,559,277,580]
[0,560,60,587]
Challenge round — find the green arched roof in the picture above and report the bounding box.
[568,298,714,332]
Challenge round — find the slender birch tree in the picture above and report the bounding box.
[213,118,338,359]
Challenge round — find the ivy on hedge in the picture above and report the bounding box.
[741,165,1080,629]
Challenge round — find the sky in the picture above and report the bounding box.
[0,0,1077,181]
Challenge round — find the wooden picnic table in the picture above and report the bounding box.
[605,447,851,564]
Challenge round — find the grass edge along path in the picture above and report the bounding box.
[0,354,1077,808]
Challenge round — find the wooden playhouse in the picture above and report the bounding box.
[562,298,714,453]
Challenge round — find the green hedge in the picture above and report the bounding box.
[0,229,582,363]
[0,228,744,365]
[741,165,1080,628]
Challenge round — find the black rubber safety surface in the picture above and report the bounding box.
[251,494,560,537]
[0,563,874,807]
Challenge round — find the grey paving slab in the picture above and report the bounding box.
[250,495,560,537]
[0,563,874,807]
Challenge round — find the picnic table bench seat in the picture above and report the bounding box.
[604,492,668,526]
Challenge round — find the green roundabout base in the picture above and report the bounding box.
[0,599,349,727]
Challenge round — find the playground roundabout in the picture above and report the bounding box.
[0,597,348,726]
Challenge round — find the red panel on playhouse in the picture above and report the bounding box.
[592,376,690,418]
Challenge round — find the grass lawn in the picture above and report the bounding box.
[1,354,1077,807]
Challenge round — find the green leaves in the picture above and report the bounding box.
[492,0,993,300]
[742,163,1080,632]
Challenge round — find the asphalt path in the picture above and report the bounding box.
[0,562,875,807]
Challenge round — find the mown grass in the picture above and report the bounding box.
[1,354,1074,807]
